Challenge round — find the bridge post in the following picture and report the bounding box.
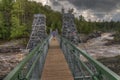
[62,8,80,45]
[27,14,47,51]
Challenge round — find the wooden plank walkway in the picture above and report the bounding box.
[41,38,74,80]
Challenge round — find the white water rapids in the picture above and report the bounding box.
[79,33,120,59]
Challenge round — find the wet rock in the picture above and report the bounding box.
[105,39,120,46]
[81,31,102,43]
[88,31,101,38]
[0,46,21,53]
[98,56,120,75]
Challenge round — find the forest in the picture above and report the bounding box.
[0,0,120,41]
[0,0,62,40]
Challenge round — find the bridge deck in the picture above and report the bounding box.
[41,38,74,80]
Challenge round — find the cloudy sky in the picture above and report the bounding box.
[33,0,120,21]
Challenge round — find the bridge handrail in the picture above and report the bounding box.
[60,36,120,80]
[4,36,50,80]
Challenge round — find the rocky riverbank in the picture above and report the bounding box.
[0,52,25,79]
[98,55,120,75]
[0,39,27,80]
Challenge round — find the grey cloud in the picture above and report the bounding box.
[94,14,105,19]
[112,13,120,21]
[51,0,61,6]
[68,0,119,12]
[58,0,120,21]
[34,0,120,21]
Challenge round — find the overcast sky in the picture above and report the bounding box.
[33,0,120,21]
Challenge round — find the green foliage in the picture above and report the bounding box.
[10,0,27,38]
[10,16,26,38]
[75,17,95,34]
[0,0,13,39]
[0,13,3,38]
[0,12,6,39]
[114,29,120,42]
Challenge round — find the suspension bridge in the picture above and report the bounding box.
[3,10,120,80]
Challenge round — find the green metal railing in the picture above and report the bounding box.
[60,36,120,80]
[4,36,50,80]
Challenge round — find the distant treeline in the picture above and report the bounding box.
[0,0,120,40]
[75,15,120,34]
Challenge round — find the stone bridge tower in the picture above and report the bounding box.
[27,14,47,51]
[62,9,80,45]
